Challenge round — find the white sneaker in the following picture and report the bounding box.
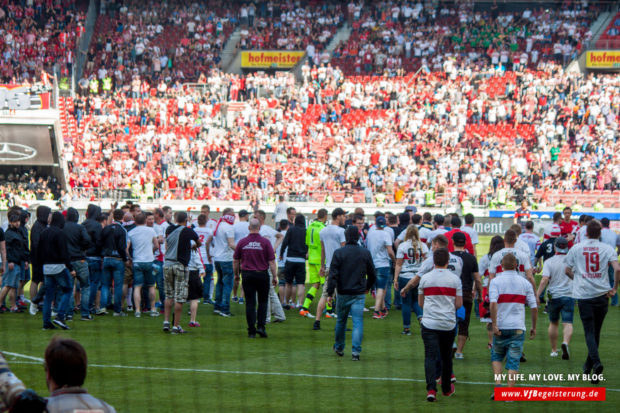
[135,311,141,318]
[455,353,464,359]
[550,351,559,357]
[29,302,38,315]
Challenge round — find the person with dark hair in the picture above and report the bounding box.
[600,217,620,306]
[301,209,327,318]
[366,215,395,319]
[163,211,200,334]
[537,237,573,359]
[101,208,129,316]
[478,236,506,348]
[286,207,297,225]
[566,220,620,383]
[462,213,479,256]
[280,214,308,309]
[0,213,29,314]
[39,212,74,330]
[489,253,537,395]
[559,206,579,247]
[514,200,531,229]
[327,226,376,361]
[63,208,93,321]
[234,219,277,338]
[445,215,474,255]
[452,232,482,359]
[417,248,462,401]
[28,205,51,314]
[543,212,563,241]
[518,221,539,267]
[44,337,116,412]
[488,229,537,300]
[427,214,447,245]
[127,213,159,317]
[574,214,594,245]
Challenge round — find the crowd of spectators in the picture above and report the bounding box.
[0,0,86,84]
[331,0,597,76]
[59,59,619,208]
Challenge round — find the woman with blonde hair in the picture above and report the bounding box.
[394,224,429,335]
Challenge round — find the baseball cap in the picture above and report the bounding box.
[405,205,417,212]
[452,231,467,246]
[554,237,569,254]
[376,216,387,228]
[332,207,347,218]
[238,209,249,218]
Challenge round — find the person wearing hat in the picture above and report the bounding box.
[327,226,376,361]
[366,215,395,319]
[232,210,250,305]
[536,237,573,360]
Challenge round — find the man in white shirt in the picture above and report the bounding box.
[314,208,346,330]
[193,213,215,304]
[488,229,537,302]
[518,221,540,266]
[232,210,250,303]
[416,248,462,401]
[366,216,395,319]
[536,237,573,360]
[566,220,619,383]
[206,208,236,317]
[510,224,534,261]
[490,254,537,392]
[601,218,620,306]
[128,213,159,317]
[427,215,448,246]
[462,214,479,257]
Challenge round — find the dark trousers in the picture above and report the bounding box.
[578,294,609,370]
[421,325,455,393]
[241,270,269,334]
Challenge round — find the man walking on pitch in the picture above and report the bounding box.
[328,226,376,361]
[300,209,327,318]
[565,220,619,383]
[536,237,573,359]
[233,219,278,338]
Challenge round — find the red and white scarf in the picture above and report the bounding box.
[214,214,235,236]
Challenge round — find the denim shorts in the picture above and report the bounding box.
[547,296,574,324]
[375,267,391,290]
[491,329,525,371]
[1,265,20,289]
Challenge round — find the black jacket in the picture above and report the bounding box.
[30,205,51,267]
[5,226,29,264]
[37,212,73,271]
[63,208,93,261]
[327,243,376,296]
[101,221,128,261]
[280,215,307,260]
[82,204,103,257]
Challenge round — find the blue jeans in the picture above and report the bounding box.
[87,257,102,312]
[71,260,90,317]
[203,263,214,301]
[102,257,125,313]
[153,260,165,304]
[334,294,365,355]
[214,261,234,313]
[43,270,72,325]
[398,277,423,328]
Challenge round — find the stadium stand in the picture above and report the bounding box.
[596,11,620,49]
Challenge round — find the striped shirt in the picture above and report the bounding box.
[489,270,537,330]
[419,268,462,331]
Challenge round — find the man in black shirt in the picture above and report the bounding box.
[101,209,128,316]
[163,212,200,334]
[63,208,93,320]
[451,232,482,359]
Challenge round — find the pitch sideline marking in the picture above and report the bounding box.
[3,351,618,393]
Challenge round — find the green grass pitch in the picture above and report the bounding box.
[1,236,619,412]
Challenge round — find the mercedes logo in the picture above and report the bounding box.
[0,142,37,161]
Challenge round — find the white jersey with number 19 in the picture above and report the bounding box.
[565,238,617,300]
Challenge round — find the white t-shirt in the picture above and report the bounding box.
[154,221,170,261]
[518,232,539,265]
[542,254,572,298]
[194,225,213,265]
[233,221,250,243]
[212,221,235,262]
[366,228,393,268]
[489,270,537,330]
[419,268,462,331]
[396,240,429,279]
[397,226,432,244]
[488,247,532,278]
[515,238,532,259]
[574,226,587,245]
[259,225,279,247]
[462,225,479,245]
[426,227,447,245]
[320,224,346,268]
[128,225,157,263]
[479,253,491,287]
[566,238,617,300]
[275,228,287,267]
[600,228,619,249]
